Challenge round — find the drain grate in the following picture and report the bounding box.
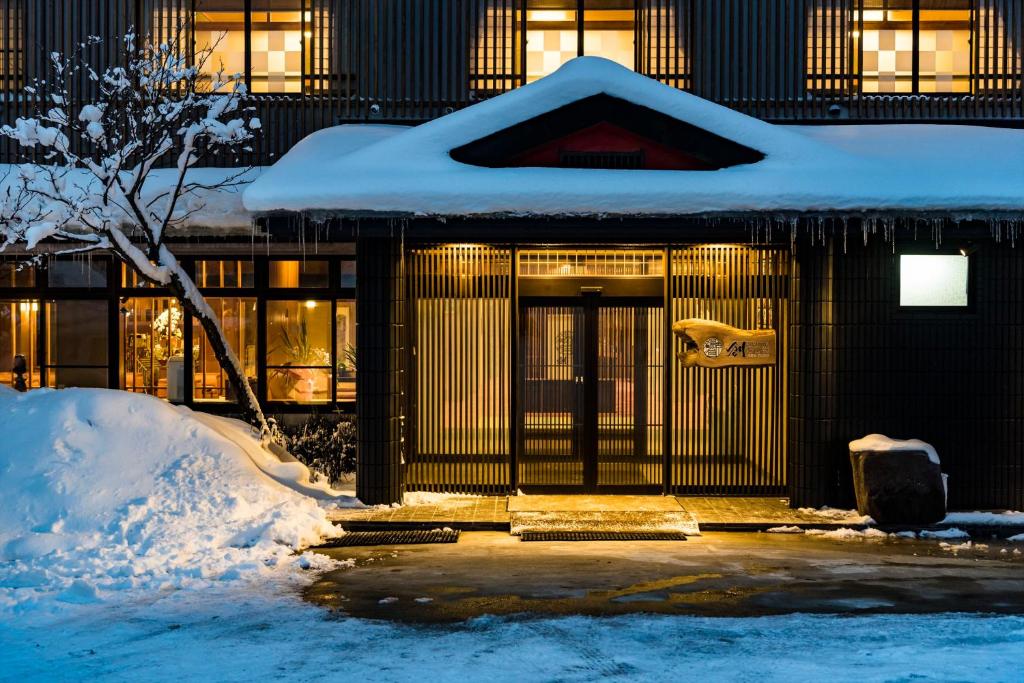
[318,529,460,548]
[519,531,688,542]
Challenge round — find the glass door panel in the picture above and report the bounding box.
[519,305,585,486]
[596,305,664,487]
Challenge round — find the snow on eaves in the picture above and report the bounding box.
[243,57,1024,219]
[0,165,261,237]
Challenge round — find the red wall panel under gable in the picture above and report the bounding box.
[507,121,716,170]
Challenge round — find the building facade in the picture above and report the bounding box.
[1,1,1023,508]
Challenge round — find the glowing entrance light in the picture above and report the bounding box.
[899,254,969,307]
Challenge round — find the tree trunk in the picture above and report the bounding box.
[165,269,269,435]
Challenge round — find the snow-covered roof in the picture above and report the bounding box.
[243,57,1024,219]
[0,165,261,235]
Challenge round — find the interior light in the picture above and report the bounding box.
[851,30,861,38]
[529,10,572,22]
[305,300,318,309]
[900,255,969,307]
[304,31,312,38]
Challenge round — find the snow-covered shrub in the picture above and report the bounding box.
[279,414,356,484]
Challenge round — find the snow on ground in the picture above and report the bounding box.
[797,506,873,524]
[244,57,1024,218]
[944,511,1024,526]
[2,588,1023,683]
[401,491,483,506]
[0,388,347,612]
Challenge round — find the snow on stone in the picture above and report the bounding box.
[0,388,345,610]
[243,57,1024,218]
[849,433,940,465]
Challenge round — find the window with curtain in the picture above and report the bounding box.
[194,0,326,94]
[524,1,636,83]
[858,0,972,93]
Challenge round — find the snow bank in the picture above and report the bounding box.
[0,388,343,610]
[849,433,940,465]
[244,57,1024,218]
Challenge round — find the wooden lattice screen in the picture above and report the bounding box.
[670,246,790,494]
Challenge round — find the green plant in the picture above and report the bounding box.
[273,320,331,367]
[278,414,356,484]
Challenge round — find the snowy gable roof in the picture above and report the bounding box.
[244,57,1024,218]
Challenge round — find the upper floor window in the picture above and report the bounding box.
[858,0,971,94]
[195,1,326,94]
[525,1,636,82]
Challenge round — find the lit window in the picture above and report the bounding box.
[120,298,185,401]
[196,260,255,288]
[0,300,40,389]
[195,4,247,91]
[899,254,969,307]
[195,2,322,94]
[336,300,356,402]
[45,300,109,389]
[859,0,971,94]
[266,300,332,402]
[524,1,635,83]
[193,297,257,402]
[269,260,330,288]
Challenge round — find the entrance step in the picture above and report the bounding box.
[510,510,700,536]
[508,496,700,536]
[520,531,689,542]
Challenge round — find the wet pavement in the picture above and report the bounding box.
[305,531,1024,623]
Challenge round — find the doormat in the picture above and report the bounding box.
[519,531,688,542]
[317,529,460,548]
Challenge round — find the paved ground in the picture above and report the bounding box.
[307,531,1024,622]
[326,495,869,529]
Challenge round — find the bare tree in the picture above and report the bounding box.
[0,28,269,432]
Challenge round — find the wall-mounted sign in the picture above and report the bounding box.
[672,319,777,368]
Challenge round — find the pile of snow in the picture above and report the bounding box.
[244,57,1024,218]
[0,388,345,610]
[849,433,940,465]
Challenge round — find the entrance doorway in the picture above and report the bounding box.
[518,296,665,492]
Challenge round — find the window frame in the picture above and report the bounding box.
[895,248,977,316]
[855,0,975,96]
[0,254,358,412]
[192,0,319,96]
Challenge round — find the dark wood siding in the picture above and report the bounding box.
[0,1,1020,164]
[789,235,1024,511]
